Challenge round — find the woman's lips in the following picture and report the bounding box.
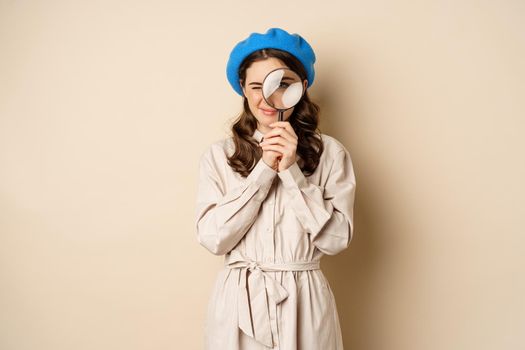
[260,108,277,116]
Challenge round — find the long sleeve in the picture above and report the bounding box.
[277,147,356,255]
[195,148,278,255]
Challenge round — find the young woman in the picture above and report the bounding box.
[195,28,357,350]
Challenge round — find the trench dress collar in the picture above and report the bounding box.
[253,128,264,142]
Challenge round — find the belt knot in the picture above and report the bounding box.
[247,260,260,270]
[224,250,321,348]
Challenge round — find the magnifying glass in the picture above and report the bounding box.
[262,67,305,122]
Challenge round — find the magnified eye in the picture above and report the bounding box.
[261,68,304,116]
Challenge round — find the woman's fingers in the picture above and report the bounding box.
[265,128,296,143]
[260,144,286,154]
[260,135,286,147]
[263,129,297,146]
[264,122,298,141]
[269,121,298,140]
[260,122,298,161]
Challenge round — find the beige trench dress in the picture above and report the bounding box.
[195,128,356,350]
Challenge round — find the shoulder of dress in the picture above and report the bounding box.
[199,137,234,163]
[319,133,349,157]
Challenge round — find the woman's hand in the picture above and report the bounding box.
[259,121,298,172]
[260,141,281,172]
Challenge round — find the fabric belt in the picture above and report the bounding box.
[224,250,321,348]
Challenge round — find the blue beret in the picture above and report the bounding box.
[226,27,316,96]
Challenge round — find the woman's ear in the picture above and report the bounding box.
[303,79,308,91]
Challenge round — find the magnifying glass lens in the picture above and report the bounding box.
[262,68,304,110]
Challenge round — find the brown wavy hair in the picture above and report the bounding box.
[227,48,324,177]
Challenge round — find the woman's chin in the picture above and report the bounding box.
[257,113,278,122]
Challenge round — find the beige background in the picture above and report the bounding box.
[1,0,524,349]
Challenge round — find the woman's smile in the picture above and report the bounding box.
[260,107,277,116]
